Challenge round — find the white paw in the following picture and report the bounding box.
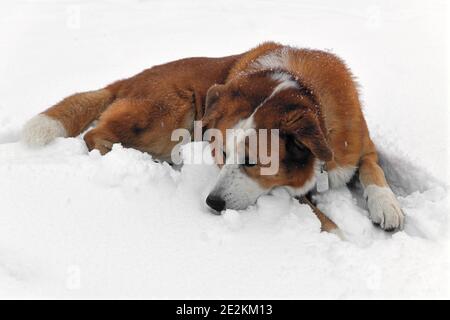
[364,185,405,230]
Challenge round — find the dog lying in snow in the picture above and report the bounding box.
[22,42,404,233]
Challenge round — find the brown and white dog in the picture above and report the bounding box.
[22,42,404,231]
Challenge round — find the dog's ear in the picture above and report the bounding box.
[282,110,333,162]
[202,84,225,127]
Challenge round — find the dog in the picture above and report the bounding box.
[22,42,404,231]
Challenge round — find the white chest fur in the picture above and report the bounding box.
[327,165,357,188]
[284,164,357,197]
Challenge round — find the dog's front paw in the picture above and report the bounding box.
[364,185,405,231]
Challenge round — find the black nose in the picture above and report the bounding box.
[206,195,226,213]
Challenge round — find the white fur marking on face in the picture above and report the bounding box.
[328,166,357,188]
[212,114,269,209]
[209,164,269,210]
[226,71,298,162]
[209,68,302,209]
[237,71,298,131]
[270,72,299,96]
[364,185,405,230]
[226,113,256,163]
[233,113,256,132]
[270,71,292,83]
[22,114,67,146]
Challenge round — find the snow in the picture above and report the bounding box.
[0,0,449,299]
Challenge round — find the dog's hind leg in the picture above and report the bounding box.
[83,97,194,160]
[83,99,139,155]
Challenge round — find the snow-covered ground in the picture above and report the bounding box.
[0,0,449,299]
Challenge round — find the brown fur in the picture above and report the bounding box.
[203,42,390,192]
[45,89,114,137]
[42,54,242,159]
[32,42,401,233]
[299,196,338,233]
[226,42,283,81]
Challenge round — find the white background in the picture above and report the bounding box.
[0,0,449,299]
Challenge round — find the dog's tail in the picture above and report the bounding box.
[22,88,116,146]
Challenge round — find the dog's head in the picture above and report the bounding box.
[202,70,332,212]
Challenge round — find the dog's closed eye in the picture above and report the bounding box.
[285,135,311,166]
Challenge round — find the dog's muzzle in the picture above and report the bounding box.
[205,194,226,213]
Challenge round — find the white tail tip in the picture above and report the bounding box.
[21,114,67,146]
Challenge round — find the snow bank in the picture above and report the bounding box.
[0,139,448,299]
[0,0,448,299]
